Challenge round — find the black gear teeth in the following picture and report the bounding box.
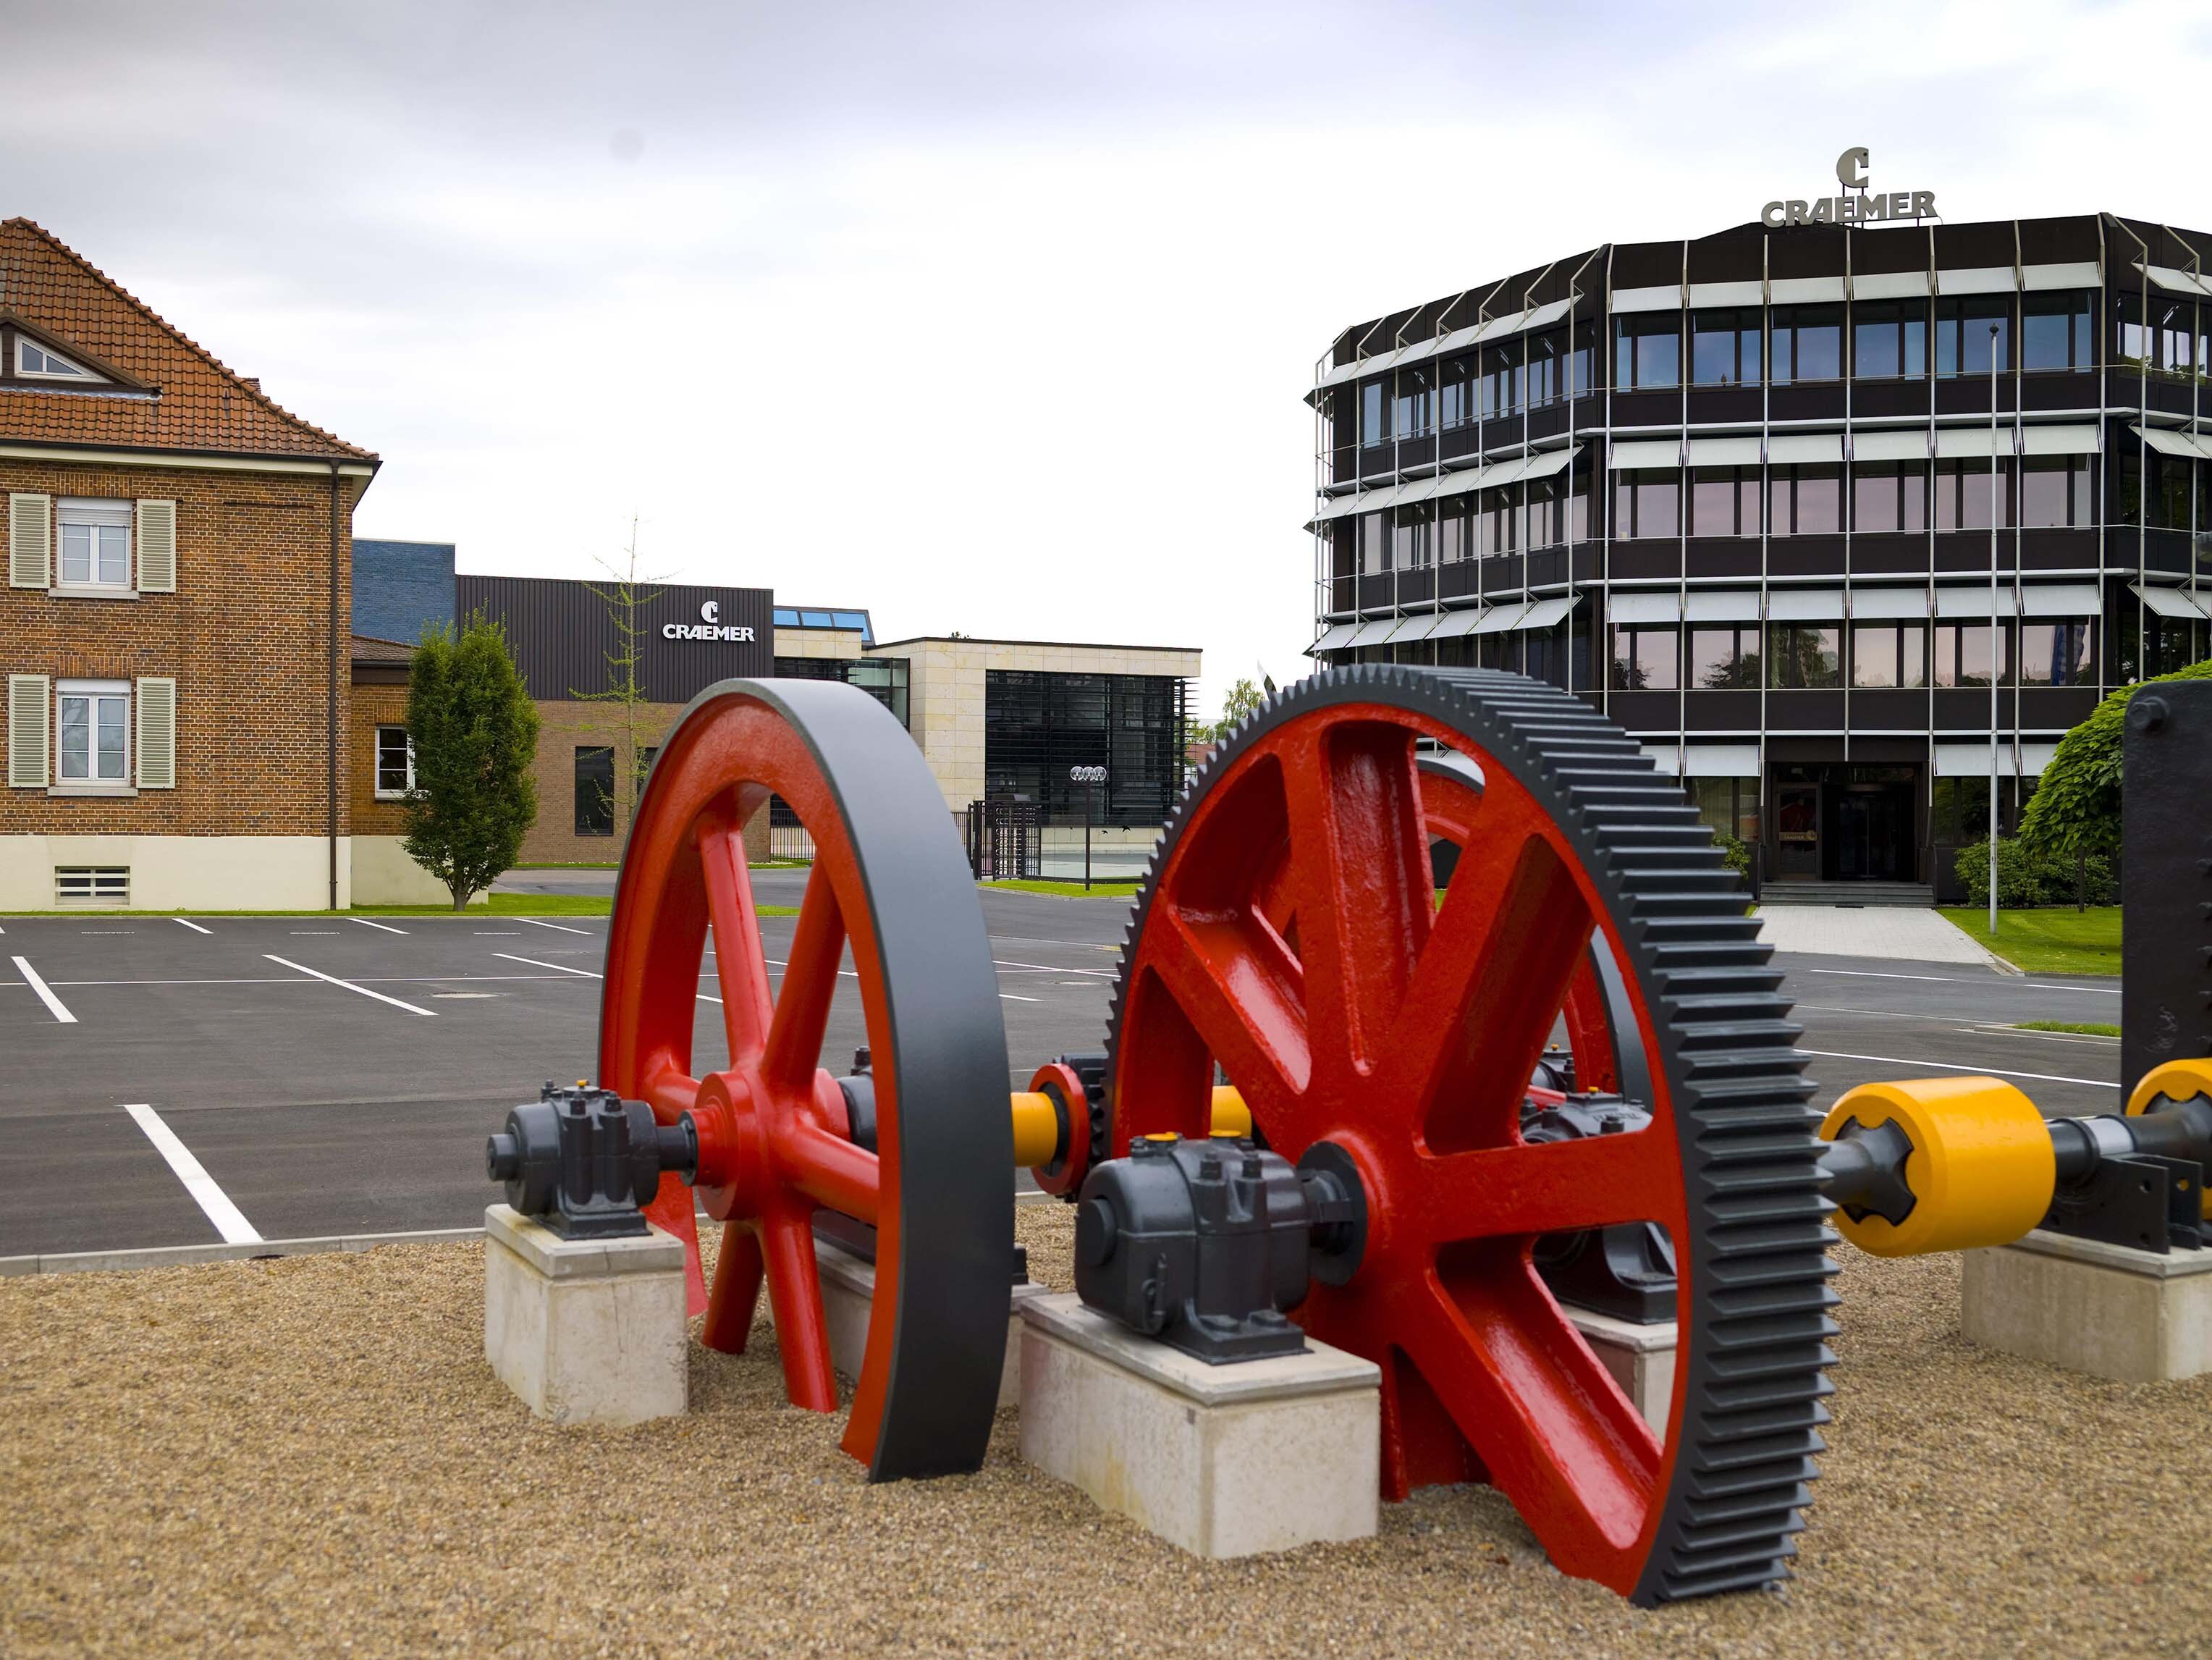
[1106,665,1830,1604]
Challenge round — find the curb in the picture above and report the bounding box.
[0,1226,485,1278]
[4,1191,1063,1278]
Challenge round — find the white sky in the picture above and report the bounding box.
[6,0,2208,720]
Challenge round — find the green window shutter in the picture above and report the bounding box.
[9,494,51,589]
[136,500,177,593]
[136,677,176,789]
[8,674,50,787]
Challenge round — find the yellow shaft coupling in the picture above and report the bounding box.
[1823,1060,2212,1256]
[1820,1077,2056,1257]
[1008,1084,1250,1169]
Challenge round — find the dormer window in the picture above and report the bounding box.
[16,337,99,381]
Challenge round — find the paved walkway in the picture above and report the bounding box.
[1753,904,2002,967]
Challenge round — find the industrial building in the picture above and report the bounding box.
[1306,200,2210,898]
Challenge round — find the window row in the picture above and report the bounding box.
[5,674,176,791]
[1608,619,2097,692]
[2115,292,2212,382]
[1611,456,2095,539]
[1357,329,1598,445]
[1352,479,1593,573]
[5,494,177,595]
[1613,292,2095,391]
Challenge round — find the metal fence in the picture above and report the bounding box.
[966,798,1041,880]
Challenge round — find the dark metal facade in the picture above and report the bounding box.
[983,670,1189,827]
[1308,213,2212,895]
[456,574,772,703]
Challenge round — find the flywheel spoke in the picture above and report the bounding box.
[1410,1132,1676,1242]
[640,1054,703,1124]
[764,863,845,1095]
[782,1118,880,1223]
[1278,719,1434,1082]
[698,822,776,1064]
[759,1205,838,1412]
[1394,1255,1659,1577]
[700,1221,764,1352]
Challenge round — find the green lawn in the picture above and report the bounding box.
[982,878,1141,899]
[2013,1020,2122,1037]
[1938,906,2122,977]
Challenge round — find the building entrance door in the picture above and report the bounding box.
[1774,783,1820,879]
[1833,783,1914,882]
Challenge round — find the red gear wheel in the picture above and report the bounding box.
[1106,668,1828,1603]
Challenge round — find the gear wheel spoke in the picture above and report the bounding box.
[1107,666,1832,1604]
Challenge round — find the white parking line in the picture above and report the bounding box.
[494,951,722,1004]
[2025,982,2122,997]
[42,974,583,987]
[123,1103,262,1244]
[494,952,598,979]
[516,917,593,936]
[995,958,1115,977]
[11,956,76,1024]
[1805,967,1958,983]
[999,993,1041,1003]
[263,954,437,1017]
[172,918,213,935]
[1798,1048,2115,1090]
[350,917,408,935]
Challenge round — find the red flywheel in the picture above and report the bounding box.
[599,678,1014,1480]
[1107,666,1830,1604]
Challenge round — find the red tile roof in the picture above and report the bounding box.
[0,218,376,463]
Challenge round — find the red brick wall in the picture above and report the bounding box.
[350,678,410,836]
[1,460,361,837]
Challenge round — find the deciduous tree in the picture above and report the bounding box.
[402,614,541,909]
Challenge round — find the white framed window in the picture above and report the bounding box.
[16,337,98,381]
[55,678,130,788]
[374,725,415,798]
[55,498,133,592]
[55,867,130,905]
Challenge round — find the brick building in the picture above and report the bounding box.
[1,218,390,910]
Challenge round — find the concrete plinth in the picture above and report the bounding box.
[810,1236,1044,1409]
[1566,1307,1677,1430]
[1961,1228,2212,1383]
[1018,1293,1380,1559]
[483,1204,687,1426]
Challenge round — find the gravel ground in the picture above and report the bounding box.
[4,1206,2208,1659]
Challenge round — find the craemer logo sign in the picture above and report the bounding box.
[1761,148,1935,229]
[663,597,756,643]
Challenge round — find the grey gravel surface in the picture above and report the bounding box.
[4,1207,2206,1658]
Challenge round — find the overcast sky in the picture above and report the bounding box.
[6,0,2208,717]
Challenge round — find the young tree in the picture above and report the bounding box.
[402,614,541,910]
[2020,658,2212,909]
[572,516,668,837]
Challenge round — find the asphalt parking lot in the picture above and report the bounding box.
[0,880,2123,1261]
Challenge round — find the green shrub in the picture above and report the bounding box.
[1710,829,1752,879]
[1955,837,2114,909]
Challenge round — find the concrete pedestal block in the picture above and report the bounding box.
[483,1204,687,1425]
[1961,1228,2212,1383]
[1565,1307,1677,1430]
[1018,1293,1380,1559]
[810,1236,1045,1409]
